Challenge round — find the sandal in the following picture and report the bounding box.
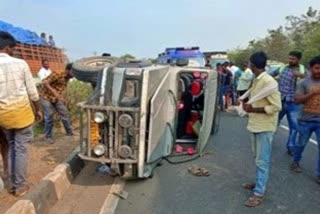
[244,195,263,207]
[242,183,256,190]
[200,168,210,176]
[188,166,210,176]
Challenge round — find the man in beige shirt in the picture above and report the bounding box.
[241,52,281,207]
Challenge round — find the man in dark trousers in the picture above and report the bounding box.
[276,51,305,156]
[291,56,320,185]
[40,64,75,144]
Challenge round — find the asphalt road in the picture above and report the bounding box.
[116,112,320,214]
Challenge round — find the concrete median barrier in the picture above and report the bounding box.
[5,146,84,214]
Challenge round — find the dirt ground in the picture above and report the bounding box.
[0,133,79,213]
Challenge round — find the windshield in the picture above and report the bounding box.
[188,57,206,67]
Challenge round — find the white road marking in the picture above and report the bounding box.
[99,177,126,214]
[280,125,318,146]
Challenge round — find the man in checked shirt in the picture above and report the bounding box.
[272,51,306,156]
[0,31,42,197]
[40,63,75,144]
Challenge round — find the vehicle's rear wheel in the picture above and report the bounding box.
[72,56,119,83]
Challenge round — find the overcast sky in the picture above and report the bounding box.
[1,0,319,60]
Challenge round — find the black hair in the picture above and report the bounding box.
[289,51,302,60]
[65,63,73,70]
[102,53,111,57]
[309,56,320,68]
[41,32,46,37]
[250,52,267,69]
[223,61,229,66]
[0,31,16,50]
[216,63,221,67]
[42,58,49,64]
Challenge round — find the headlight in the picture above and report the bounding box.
[93,144,105,156]
[94,112,105,123]
[118,114,133,128]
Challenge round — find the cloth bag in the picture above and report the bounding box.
[236,80,278,117]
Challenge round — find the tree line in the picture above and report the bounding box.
[228,7,320,67]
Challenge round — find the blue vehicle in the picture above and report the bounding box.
[157,47,206,67]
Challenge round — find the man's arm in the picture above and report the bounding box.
[43,73,65,102]
[294,80,317,104]
[243,91,282,114]
[24,63,43,121]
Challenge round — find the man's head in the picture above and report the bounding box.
[249,52,267,76]
[0,31,17,56]
[65,63,74,79]
[41,33,46,39]
[42,59,49,69]
[222,61,229,71]
[49,35,53,40]
[242,62,249,70]
[309,56,320,80]
[288,51,302,67]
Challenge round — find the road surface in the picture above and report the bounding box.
[48,162,114,214]
[116,112,320,214]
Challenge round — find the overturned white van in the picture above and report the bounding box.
[75,59,218,179]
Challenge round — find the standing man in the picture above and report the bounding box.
[48,35,55,47]
[291,56,320,184]
[37,59,52,81]
[40,32,48,45]
[0,31,42,196]
[237,62,253,97]
[222,62,232,110]
[242,52,281,207]
[40,64,75,143]
[277,51,305,156]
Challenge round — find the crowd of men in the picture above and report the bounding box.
[217,51,320,207]
[0,31,73,196]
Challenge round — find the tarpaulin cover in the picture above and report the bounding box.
[0,20,44,45]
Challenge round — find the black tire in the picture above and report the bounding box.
[72,56,119,83]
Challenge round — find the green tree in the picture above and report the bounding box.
[301,24,320,65]
[264,27,292,62]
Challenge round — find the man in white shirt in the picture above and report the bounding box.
[0,31,42,197]
[38,59,52,80]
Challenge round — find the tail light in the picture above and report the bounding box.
[190,81,202,96]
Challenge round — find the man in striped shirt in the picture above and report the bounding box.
[0,31,42,197]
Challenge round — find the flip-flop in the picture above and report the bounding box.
[200,168,210,176]
[244,195,263,207]
[188,166,210,176]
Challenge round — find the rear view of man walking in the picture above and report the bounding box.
[0,31,42,197]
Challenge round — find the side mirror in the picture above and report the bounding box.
[176,58,189,67]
